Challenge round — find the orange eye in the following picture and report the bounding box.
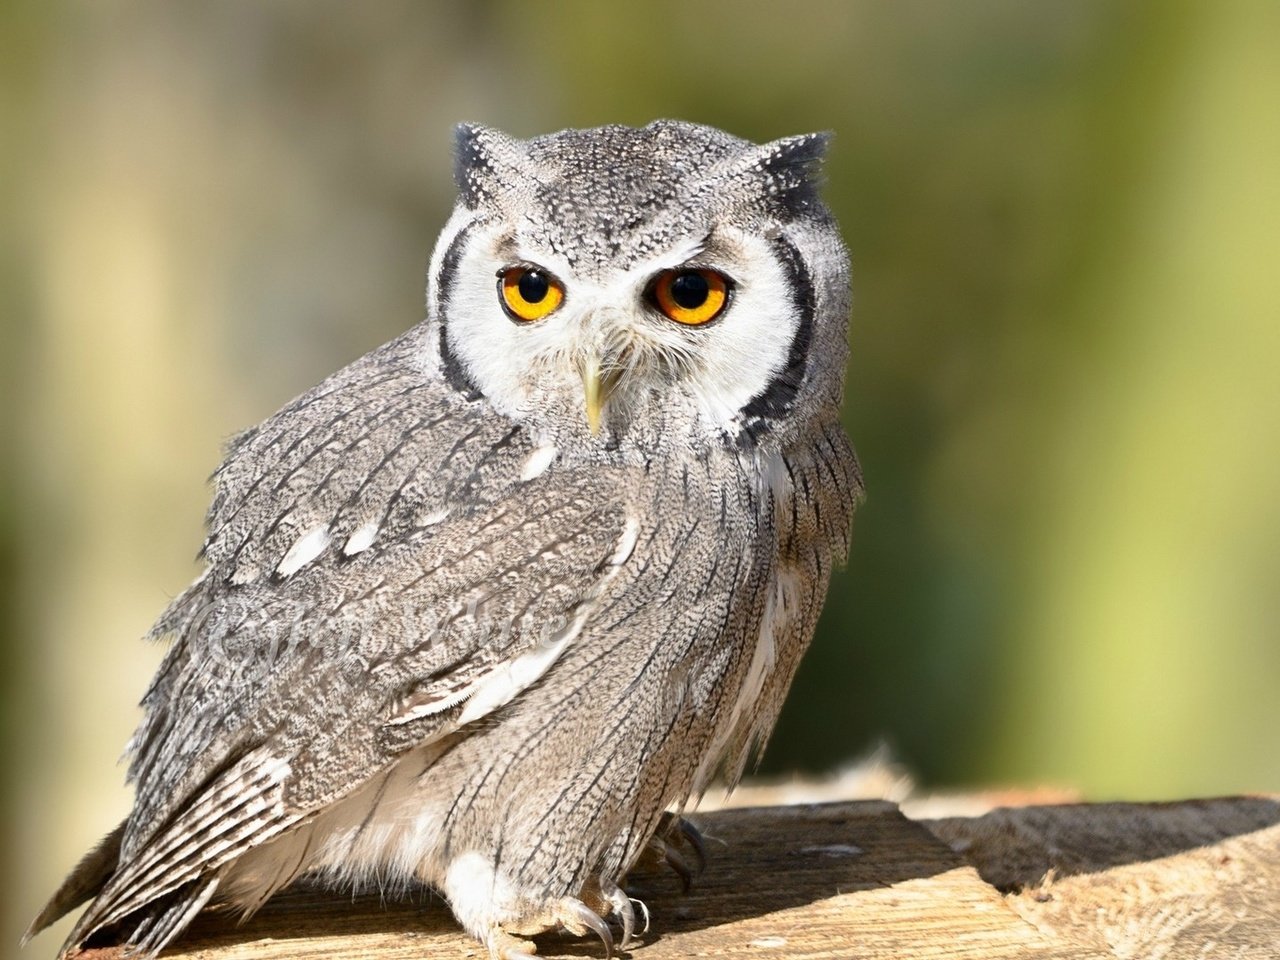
[650,268,730,326]
[499,266,564,322]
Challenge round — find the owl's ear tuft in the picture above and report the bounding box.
[453,123,525,208]
[727,131,833,217]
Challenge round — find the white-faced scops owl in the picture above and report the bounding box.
[28,121,862,960]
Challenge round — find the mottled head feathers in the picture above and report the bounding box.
[453,121,832,234]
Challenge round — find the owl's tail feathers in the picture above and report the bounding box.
[35,746,302,959]
[22,819,125,946]
[103,877,221,959]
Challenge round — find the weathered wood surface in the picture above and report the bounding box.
[77,795,1280,960]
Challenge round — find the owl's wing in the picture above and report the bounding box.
[44,327,632,952]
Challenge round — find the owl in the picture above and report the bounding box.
[27,121,861,960]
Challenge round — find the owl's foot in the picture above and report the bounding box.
[446,854,633,958]
[641,813,708,892]
[486,928,539,960]
[496,896,615,959]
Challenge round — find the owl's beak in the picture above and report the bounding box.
[577,353,618,435]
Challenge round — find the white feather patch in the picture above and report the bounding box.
[416,506,451,526]
[519,444,558,481]
[385,676,484,726]
[453,615,586,727]
[276,525,331,577]
[610,517,642,566]
[342,520,380,557]
[443,850,522,937]
[228,563,260,586]
[757,450,794,505]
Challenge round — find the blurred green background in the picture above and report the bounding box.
[3,1,1278,956]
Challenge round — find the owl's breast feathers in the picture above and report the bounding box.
[41,325,860,952]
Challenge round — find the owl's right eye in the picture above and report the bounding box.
[498,266,564,322]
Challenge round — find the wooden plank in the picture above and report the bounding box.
[71,797,1280,959]
[921,796,1280,959]
[78,801,1068,960]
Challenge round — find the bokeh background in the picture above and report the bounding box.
[3,1,1278,956]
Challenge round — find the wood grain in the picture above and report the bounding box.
[922,796,1280,959]
[75,796,1280,960]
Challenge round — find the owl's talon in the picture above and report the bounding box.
[632,896,651,935]
[653,812,708,883]
[564,898,614,959]
[641,823,707,893]
[662,843,695,893]
[600,880,640,948]
[676,818,708,874]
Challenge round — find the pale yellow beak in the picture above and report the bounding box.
[578,353,617,435]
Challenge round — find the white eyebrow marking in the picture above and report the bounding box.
[277,524,331,577]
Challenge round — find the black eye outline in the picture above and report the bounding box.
[645,267,735,327]
[496,264,566,323]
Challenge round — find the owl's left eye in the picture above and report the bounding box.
[649,268,731,326]
[499,266,564,322]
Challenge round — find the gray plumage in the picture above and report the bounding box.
[28,120,861,959]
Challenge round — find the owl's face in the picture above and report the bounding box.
[426,121,850,452]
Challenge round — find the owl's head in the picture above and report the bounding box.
[425,121,850,453]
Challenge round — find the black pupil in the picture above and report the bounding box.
[518,270,550,304]
[669,271,710,309]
